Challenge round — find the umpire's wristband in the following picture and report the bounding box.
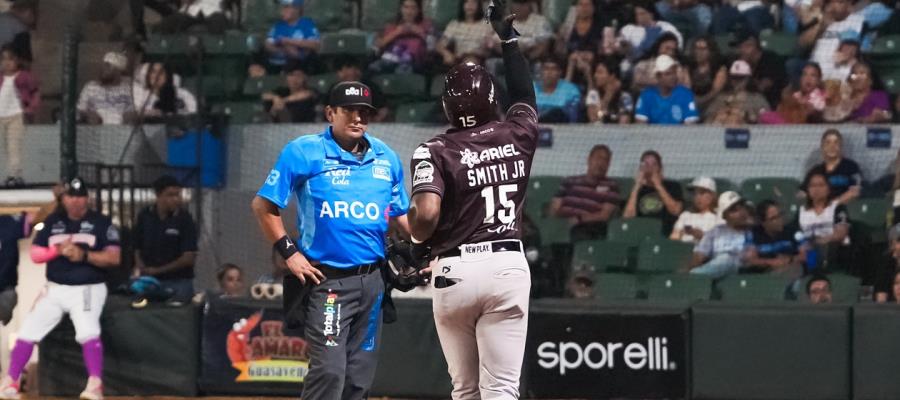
[274,235,299,260]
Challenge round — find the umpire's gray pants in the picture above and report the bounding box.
[301,269,384,400]
[432,243,531,400]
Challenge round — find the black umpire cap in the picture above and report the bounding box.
[329,81,376,110]
[64,176,89,197]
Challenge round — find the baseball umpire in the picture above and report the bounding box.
[406,1,539,398]
[251,81,410,399]
[0,177,120,400]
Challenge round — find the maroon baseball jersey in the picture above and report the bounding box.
[411,103,539,256]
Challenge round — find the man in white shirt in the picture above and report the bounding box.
[800,0,864,71]
[77,52,134,125]
[504,0,554,60]
[688,191,754,279]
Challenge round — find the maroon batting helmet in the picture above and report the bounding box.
[442,62,499,129]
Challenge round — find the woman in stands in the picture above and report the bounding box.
[630,32,691,92]
[824,62,892,123]
[686,36,727,111]
[372,0,433,74]
[617,1,682,62]
[435,0,492,67]
[704,60,771,125]
[670,177,720,244]
[797,167,852,273]
[132,62,197,119]
[555,0,603,57]
[583,59,632,124]
[809,129,863,204]
[762,62,825,124]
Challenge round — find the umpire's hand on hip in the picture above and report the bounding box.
[286,253,325,285]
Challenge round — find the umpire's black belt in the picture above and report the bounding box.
[315,261,382,279]
[439,240,523,259]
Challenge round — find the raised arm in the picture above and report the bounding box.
[490,0,536,111]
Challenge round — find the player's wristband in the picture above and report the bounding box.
[274,235,299,260]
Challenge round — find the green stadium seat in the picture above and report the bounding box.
[847,198,889,242]
[542,0,575,29]
[526,176,563,219]
[645,274,713,302]
[242,75,283,96]
[361,0,401,31]
[611,177,634,199]
[799,274,861,303]
[183,76,240,100]
[395,101,439,123]
[430,74,446,98]
[571,240,632,273]
[607,217,663,246]
[635,238,694,274]
[309,72,338,95]
[212,101,268,124]
[201,33,260,55]
[758,30,799,57]
[868,35,900,57]
[536,217,571,246]
[717,274,790,302]
[242,0,280,32]
[714,34,736,56]
[320,32,370,56]
[740,177,801,207]
[593,273,638,301]
[144,34,198,57]
[882,70,900,95]
[304,0,352,31]
[425,0,459,31]
[373,73,427,101]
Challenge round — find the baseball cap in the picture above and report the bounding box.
[329,81,376,110]
[103,51,128,71]
[688,176,717,193]
[654,55,678,74]
[839,30,861,45]
[729,60,753,77]
[280,0,304,7]
[64,177,89,197]
[890,223,900,242]
[717,191,744,218]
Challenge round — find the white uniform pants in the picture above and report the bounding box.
[19,282,107,344]
[432,241,531,400]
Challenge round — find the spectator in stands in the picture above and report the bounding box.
[733,30,786,106]
[216,263,245,298]
[129,0,178,39]
[263,65,317,123]
[670,177,720,244]
[554,0,603,58]
[686,36,726,112]
[132,62,197,119]
[372,0,434,74]
[654,0,712,40]
[688,191,754,279]
[744,200,805,277]
[565,49,596,93]
[704,60,771,125]
[631,33,690,92]
[133,175,199,303]
[711,0,776,35]
[0,0,34,63]
[821,31,860,83]
[154,0,232,35]
[549,144,620,241]
[807,274,833,304]
[826,62,893,123]
[634,55,700,124]
[623,150,684,236]
[77,51,134,125]
[618,1,682,61]
[504,0,554,60]
[797,167,852,271]
[534,56,582,123]
[584,59,633,124]
[436,0,493,67]
[0,45,38,187]
[762,62,825,124]
[566,270,594,299]
[800,0,864,77]
[0,195,55,327]
[811,129,862,204]
[265,0,321,72]
[332,55,389,122]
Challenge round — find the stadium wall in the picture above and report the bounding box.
[6,124,900,290]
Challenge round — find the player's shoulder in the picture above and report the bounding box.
[86,210,113,226]
[283,131,327,156]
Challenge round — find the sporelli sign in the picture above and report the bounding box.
[524,312,688,399]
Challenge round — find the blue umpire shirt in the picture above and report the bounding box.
[257,126,410,269]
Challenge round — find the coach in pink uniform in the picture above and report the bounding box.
[0,177,120,400]
[407,1,538,398]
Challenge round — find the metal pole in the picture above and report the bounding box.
[60,24,80,181]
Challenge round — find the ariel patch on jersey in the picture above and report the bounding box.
[413,161,434,186]
[323,291,341,347]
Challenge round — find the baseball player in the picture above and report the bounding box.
[0,177,121,400]
[406,1,538,398]
[251,81,410,399]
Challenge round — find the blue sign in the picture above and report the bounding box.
[537,127,554,148]
[866,127,892,148]
[725,128,750,149]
